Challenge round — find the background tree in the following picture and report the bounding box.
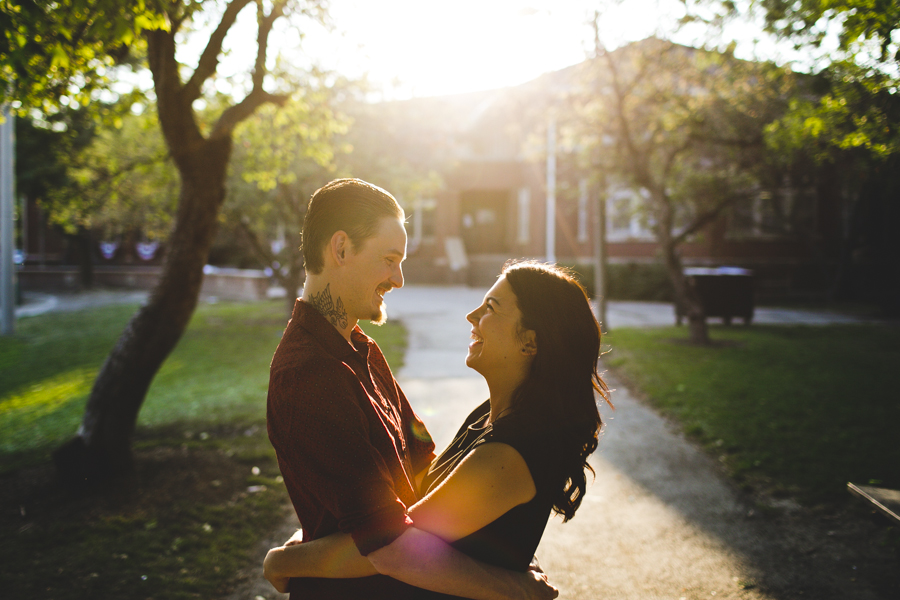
[226,71,351,317]
[33,102,179,288]
[337,96,446,206]
[2,0,329,481]
[711,0,900,314]
[578,35,797,343]
[14,107,111,286]
[43,104,177,243]
[763,61,900,312]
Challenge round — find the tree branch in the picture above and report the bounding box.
[237,218,275,266]
[661,139,691,181]
[210,89,290,139]
[689,131,763,149]
[602,49,643,178]
[278,182,306,222]
[183,0,255,103]
[206,0,291,139]
[253,0,289,90]
[672,196,737,246]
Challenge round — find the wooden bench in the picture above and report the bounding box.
[847,482,900,524]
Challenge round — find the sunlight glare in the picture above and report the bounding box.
[211,0,804,100]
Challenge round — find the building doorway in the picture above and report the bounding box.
[460,190,509,254]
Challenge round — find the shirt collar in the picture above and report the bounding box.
[293,298,370,360]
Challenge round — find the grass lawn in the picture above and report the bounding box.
[0,299,406,599]
[602,324,900,506]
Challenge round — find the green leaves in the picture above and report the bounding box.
[757,0,900,63]
[30,102,178,240]
[1,0,168,110]
[764,61,900,164]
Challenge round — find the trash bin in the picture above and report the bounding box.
[676,267,754,325]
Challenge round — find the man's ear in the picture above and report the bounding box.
[520,329,537,356]
[330,231,351,265]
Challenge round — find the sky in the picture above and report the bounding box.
[305,0,641,98]
[204,0,814,101]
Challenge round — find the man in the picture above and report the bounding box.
[266,179,556,599]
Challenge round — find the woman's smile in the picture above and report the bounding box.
[469,330,484,348]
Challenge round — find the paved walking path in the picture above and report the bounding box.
[14,287,885,328]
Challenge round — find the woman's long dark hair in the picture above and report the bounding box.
[502,260,611,522]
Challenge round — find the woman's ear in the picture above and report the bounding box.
[520,329,537,356]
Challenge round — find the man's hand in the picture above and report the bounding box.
[520,568,558,600]
[264,547,290,593]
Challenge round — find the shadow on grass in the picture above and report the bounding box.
[0,299,409,599]
[1,423,292,600]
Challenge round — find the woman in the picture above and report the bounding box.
[265,260,611,596]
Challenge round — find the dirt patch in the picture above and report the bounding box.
[1,427,294,600]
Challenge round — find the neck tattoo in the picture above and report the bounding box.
[310,283,349,330]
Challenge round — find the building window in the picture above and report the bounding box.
[606,186,654,242]
[410,198,437,247]
[517,187,530,244]
[727,186,817,240]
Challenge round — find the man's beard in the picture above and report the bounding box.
[368,304,387,326]
[366,286,391,325]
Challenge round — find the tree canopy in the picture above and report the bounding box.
[0,0,167,110]
[3,0,335,480]
[576,35,799,342]
[753,0,900,63]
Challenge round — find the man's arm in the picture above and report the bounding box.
[265,443,557,600]
[264,529,556,600]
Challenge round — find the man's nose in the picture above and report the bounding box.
[390,264,404,289]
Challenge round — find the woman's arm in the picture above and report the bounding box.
[367,526,555,600]
[265,443,544,599]
[407,442,536,542]
[365,442,549,600]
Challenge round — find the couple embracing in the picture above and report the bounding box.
[264,178,611,599]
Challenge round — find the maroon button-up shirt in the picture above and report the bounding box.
[267,299,436,598]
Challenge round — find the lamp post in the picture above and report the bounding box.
[545,115,556,263]
[1,102,15,335]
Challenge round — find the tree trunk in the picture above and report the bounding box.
[284,228,304,318]
[661,236,709,345]
[53,137,232,483]
[77,230,94,289]
[283,266,302,318]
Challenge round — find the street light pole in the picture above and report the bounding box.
[593,186,607,331]
[545,115,557,263]
[1,102,15,335]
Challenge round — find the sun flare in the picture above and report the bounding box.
[291,0,691,98]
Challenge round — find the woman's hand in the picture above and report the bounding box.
[521,567,558,600]
[283,528,304,547]
[264,547,290,593]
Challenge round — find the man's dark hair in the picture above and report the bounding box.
[301,178,404,274]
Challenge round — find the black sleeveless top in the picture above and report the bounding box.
[419,400,560,574]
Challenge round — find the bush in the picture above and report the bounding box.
[564,262,674,301]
